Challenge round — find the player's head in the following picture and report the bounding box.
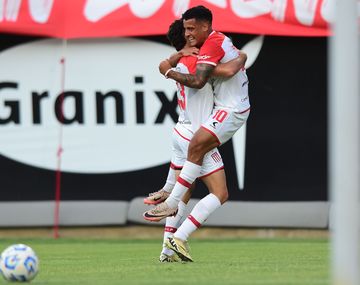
[182,6,212,48]
[167,19,186,51]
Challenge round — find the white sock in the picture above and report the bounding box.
[174,194,221,241]
[162,167,176,192]
[166,161,201,208]
[161,201,187,255]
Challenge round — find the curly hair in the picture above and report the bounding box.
[167,19,186,51]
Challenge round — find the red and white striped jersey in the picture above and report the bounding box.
[197,31,250,113]
[175,55,214,133]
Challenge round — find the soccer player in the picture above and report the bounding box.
[148,19,221,262]
[144,6,250,261]
[144,18,247,262]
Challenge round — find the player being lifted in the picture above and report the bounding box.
[144,14,248,262]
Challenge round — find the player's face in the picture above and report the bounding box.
[183,18,209,48]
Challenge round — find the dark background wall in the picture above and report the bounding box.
[0,34,327,202]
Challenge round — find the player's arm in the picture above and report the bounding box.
[159,60,214,89]
[212,51,247,78]
[167,47,199,67]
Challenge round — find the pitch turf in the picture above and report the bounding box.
[0,238,329,285]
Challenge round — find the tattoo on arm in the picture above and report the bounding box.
[196,64,214,84]
[170,64,215,89]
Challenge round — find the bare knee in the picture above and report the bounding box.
[201,169,228,204]
[210,187,229,205]
[217,191,228,205]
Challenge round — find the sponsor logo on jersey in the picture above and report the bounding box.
[197,55,211,60]
[211,121,218,129]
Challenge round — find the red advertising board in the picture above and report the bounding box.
[0,0,334,38]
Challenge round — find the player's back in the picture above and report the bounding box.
[176,56,214,132]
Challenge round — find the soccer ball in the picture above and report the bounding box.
[0,244,39,282]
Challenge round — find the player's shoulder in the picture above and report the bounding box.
[179,55,197,65]
[178,56,197,73]
[209,31,226,40]
[201,31,227,52]
[207,31,227,45]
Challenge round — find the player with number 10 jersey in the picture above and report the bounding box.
[199,31,250,145]
[172,54,223,178]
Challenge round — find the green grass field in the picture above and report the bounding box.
[0,238,329,285]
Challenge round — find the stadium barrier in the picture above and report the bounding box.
[0,200,329,228]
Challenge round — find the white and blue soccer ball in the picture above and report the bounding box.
[0,244,39,282]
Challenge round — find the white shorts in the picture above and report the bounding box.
[201,106,250,145]
[171,123,224,177]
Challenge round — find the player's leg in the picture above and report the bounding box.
[172,165,227,239]
[147,129,219,216]
[187,127,220,165]
[143,132,219,220]
[144,124,186,205]
[160,189,193,262]
[201,167,228,204]
[143,108,248,221]
[161,108,248,209]
[144,122,186,205]
[166,169,226,262]
[158,128,218,206]
[166,148,225,262]
[151,125,194,261]
[160,172,194,262]
[144,164,178,205]
[143,125,195,221]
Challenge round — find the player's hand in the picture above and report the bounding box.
[159,59,172,76]
[181,47,199,57]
